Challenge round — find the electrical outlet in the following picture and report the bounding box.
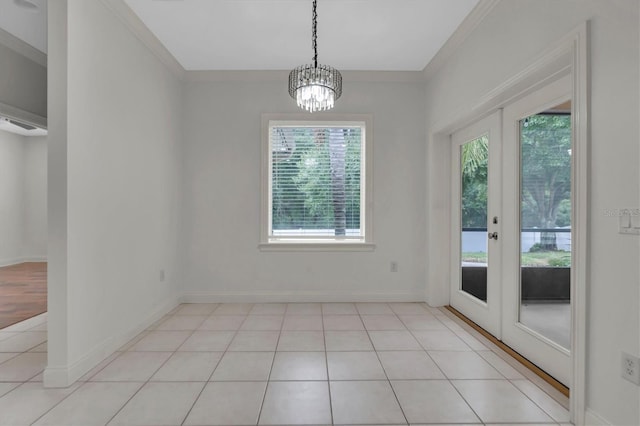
[390,261,398,273]
[159,269,165,282]
[621,352,640,385]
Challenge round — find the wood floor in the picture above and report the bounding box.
[0,262,47,330]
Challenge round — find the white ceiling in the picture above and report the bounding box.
[0,0,480,72]
[123,0,479,71]
[0,0,47,53]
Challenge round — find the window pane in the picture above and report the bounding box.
[270,125,362,238]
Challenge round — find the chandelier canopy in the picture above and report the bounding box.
[288,0,342,113]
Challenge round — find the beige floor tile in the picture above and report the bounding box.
[511,379,571,422]
[0,383,19,398]
[154,315,207,331]
[398,314,447,330]
[429,351,503,379]
[270,352,327,380]
[478,350,526,379]
[453,380,555,423]
[325,331,373,351]
[361,315,407,330]
[117,331,149,351]
[412,330,472,351]
[77,353,121,381]
[388,302,430,315]
[213,303,254,315]
[259,381,331,425]
[286,303,322,315]
[198,315,246,331]
[368,331,422,350]
[227,331,279,351]
[0,331,47,352]
[0,382,79,426]
[174,303,218,315]
[282,315,324,331]
[211,352,274,381]
[178,331,235,351]
[151,352,222,381]
[0,352,46,381]
[91,351,172,381]
[28,342,47,352]
[327,351,386,380]
[321,303,358,315]
[0,332,19,343]
[377,351,445,380]
[250,303,287,315]
[330,380,405,425]
[108,382,204,426]
[129,331,191,351]
[392,380,480,424]
[323,315,364,330]
[184,381,267,425]
[33,382,143,426]
[355,303,394,314]
[453,329,491,350]
[0,353,18,364]
[277,331,325,351]
[240,315,284,331]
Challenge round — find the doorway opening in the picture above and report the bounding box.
[0,119,48,331]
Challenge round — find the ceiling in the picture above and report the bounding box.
[0,0,480,72]
[123,0,479,71]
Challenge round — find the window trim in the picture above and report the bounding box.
[260,113,374,251]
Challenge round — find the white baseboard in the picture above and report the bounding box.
[181,291,426,304]
[585,408,612,425]
[43,295,180,388]
[0,256,47,267]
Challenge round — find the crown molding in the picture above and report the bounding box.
[0,27,47,68]
[184,69,425,83]
[422,0,501,81]
[99,0,186,80]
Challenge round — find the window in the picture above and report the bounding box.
[261,114,373,250]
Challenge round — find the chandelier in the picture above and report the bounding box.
[288,0,342,113]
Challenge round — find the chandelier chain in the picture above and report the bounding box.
[312,0,318,68]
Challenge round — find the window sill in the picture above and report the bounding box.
[258,242,376,252]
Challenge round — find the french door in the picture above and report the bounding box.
[450,111,502,338]
[451,75,573,387]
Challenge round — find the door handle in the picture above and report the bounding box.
[488,232,498,240]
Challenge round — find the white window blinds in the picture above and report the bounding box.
[269,123,365,240]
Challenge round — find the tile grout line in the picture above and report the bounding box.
[178,303,227,426]
[358,303,409,426]
[320,303,335,426]
[255,303,283,426]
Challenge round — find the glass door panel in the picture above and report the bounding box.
[460,136,489,302]
[519,102,572,350]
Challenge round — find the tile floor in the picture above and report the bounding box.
[0,302,573,426]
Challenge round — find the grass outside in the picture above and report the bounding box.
[462,251,571,267]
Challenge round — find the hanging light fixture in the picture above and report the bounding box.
[288,0,342,113]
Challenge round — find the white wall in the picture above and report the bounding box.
[0,130,47,265]
[23,136,47,258]
[0,129,25,264]
[46,0,183,385]
[181,77,426,301]
[424,1,639,424]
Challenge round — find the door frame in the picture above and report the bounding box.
[427,23,589,424]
